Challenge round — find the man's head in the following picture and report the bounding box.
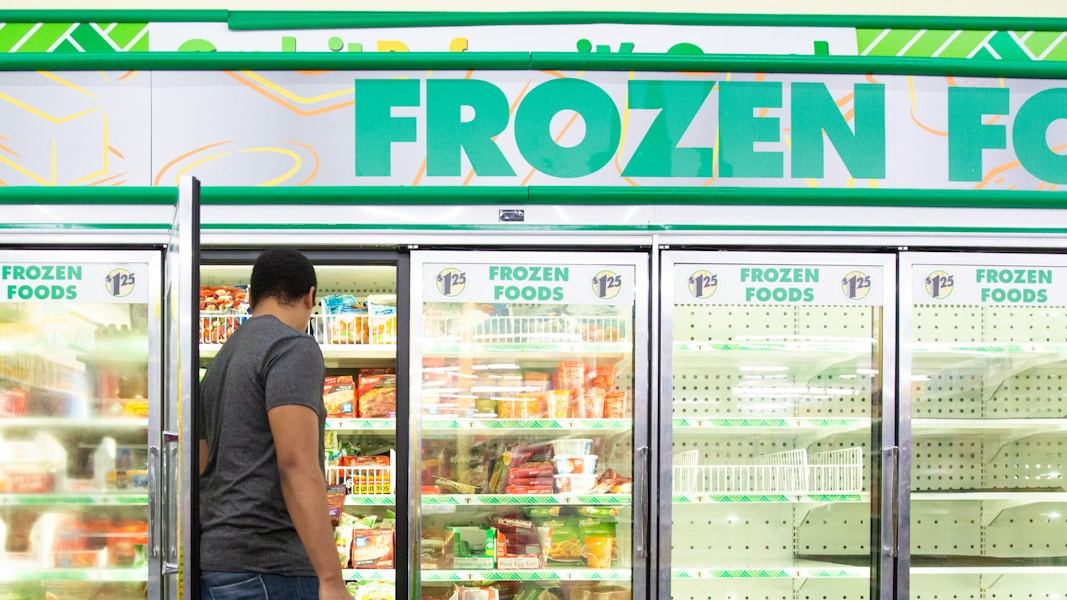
[249,248,317,311]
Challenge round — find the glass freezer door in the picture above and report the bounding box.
[902,252,1067,598]
[0,250,160,600]
[661,251,895,600]
[411,251,649,600]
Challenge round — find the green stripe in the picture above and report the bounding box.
[0,187,174,204]
[1020,31,1063,57]
[0,10,226,22]
[0,23,36,52]
[987,30,1031,61]
[0,223,171,230]
[8,51,1067,78]
[17,22,72,52]
[939,30,993,59]
[901,30,956,58]
[1042,39,1067,61]
[108,22,145,48]
[70,23,116,53]
[225,11,1067,32]
[868,29,922,56]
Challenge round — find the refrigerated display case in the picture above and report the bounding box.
[660,251,895,600]
[902,252,1067,599]
[197,253,402,597]
[410,251,649,600]
[0,250,160,600]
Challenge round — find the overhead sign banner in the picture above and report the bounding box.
[423,262,634,306]
[149,70,1067,191]
[911,264,1064,304]
[0,262,150,303]
[675,263,883,306]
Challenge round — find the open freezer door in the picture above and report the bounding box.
[161,176,200,599]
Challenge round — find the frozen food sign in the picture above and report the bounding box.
[351,72,1067,189]
[0,263,148,303]
[425,263,632,306]
[913,265,1060,304]
[676,264,881,305]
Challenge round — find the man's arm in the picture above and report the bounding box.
[198,440,209,475]
[268,404,350,600]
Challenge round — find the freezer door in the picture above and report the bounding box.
[162,176,201,599]
[660,251,897,600]
[0,249,160,600]
[901,252,1067,599]
[410,251,650,600]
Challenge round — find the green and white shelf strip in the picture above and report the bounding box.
[344,495,396,506]
[423,419,630,431]
[422,569,631,583]
[673,418,869,429]
[672,566,868,579]
[422,494,631,506]
[0,568,148,582]
[342,570,395,582]
[0,493,148,506]
[326,418,397,431]
[424,343,630,355]
[673,493,866,504]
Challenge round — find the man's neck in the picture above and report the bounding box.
[252,299,308,332]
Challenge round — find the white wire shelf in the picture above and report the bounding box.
[325,450,394,495]
[424,315,629,345]
[673,448,864,496]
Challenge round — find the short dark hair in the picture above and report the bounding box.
[249,249,317,310]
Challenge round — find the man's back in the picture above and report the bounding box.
[199,314,325,576]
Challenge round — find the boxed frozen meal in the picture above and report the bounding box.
[448,526,496,570]
[493,516,545,570]
[323,375,356,418]
[358,374,396,418]
[351,528,395,569]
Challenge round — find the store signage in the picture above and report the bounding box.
[424,263,633,306]
[0,263,148,303]
[353,75,1067,186]
[675,264,881,305]
[913,265,1059,304]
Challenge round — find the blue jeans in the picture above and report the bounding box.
[201,571,319,600]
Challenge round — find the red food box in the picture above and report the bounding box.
[323,375,356,418]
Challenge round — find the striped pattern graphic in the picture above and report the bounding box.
[858,29,1067,61]
[0,22,147,53]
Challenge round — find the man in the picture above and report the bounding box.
[198,249,352,600]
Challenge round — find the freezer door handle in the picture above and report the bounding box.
[162,562,179,576]
[883,446,899,558]
[148,445,160,559]
[636,445,650,559]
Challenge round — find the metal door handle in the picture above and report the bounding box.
[883,446,899,558]
[636,445,650,559]
[148,446,160,558]
[162,562,179,576]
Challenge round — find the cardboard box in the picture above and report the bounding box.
[323,375,356,418]
[358,374,396,418]
[494,531,545,570]
[350,528,395,569]
[449,526,496,570]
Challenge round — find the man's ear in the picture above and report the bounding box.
[304,286,317,309]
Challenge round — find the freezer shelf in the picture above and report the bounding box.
[671,561,869,579]
[0,494,147,506]
[422,569,631,582]
[0,417,147,430]
[423,419,630,433]
[422,494,631,506]
[672,493,867,504]
[342,570,395,581]
[0,567,148,582]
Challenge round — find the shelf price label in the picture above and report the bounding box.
[1,262,149,303]
[424,262,634,306]
[914,265,1061,304]
[676,264,882,306]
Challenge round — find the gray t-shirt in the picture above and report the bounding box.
[198,314,325,576]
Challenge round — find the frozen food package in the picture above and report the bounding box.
[587,367,616,391]
[321,294,369,344]
[545,390,573,419]
[323,375,356,418]
[358,374,397,418]
[557,362,586,391]
[576,388,605,419]
[327,484,348,525]
[351,528,395,568]
[456,586,500,600]
[354,581,397,600]
[335,523,354,568]
[367,294,398,345]
[603,391,630,419]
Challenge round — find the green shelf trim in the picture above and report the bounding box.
[4,10,1067,33]
[422,419,631,431]
[0,223,172,231]
[0,187,174,205]
[423,342,630,354]
[344,495,396,506]
[422,569,630,582]
[674,341,868,352]
[0,568,148,582]
[9,51,1067,79]
[0,10,227,23]
[422,494,631,506]
[0,494,148,506]
[673,418,866,428]
[5,187,1067,212]
[209,187,1067,210]
[225,12,1067,32]
[671,567,866,579]
[341,569,395,582]
[671,493,865,504]
[325,418,397,430]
